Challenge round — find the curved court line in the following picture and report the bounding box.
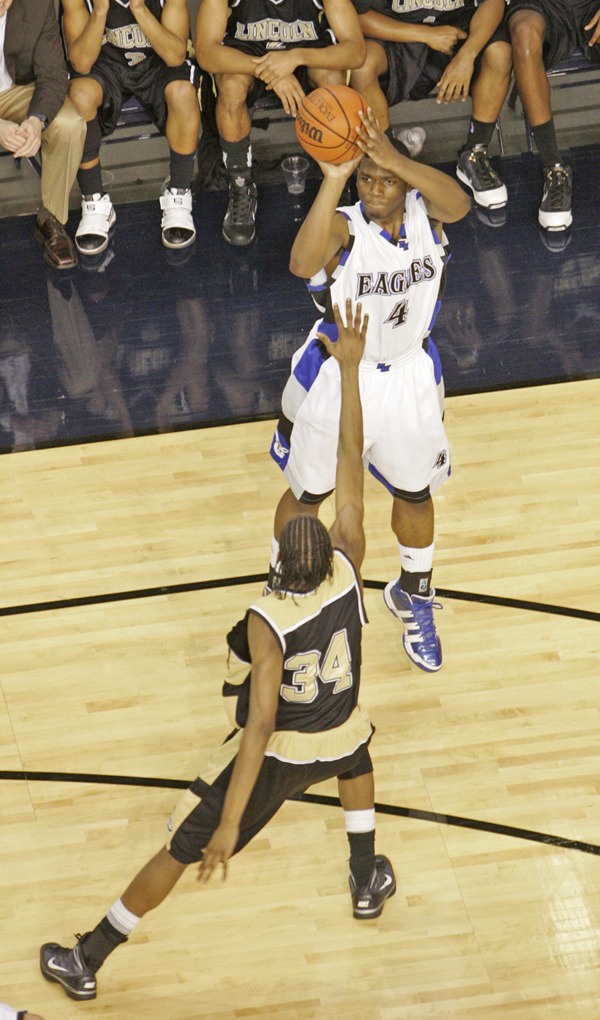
[1,768,599,858]
[0,576,598,622]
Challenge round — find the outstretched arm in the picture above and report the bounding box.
[357,109,471,223]
[321,300,368,573]
[197,613,282,881]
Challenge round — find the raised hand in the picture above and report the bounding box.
[355,108,401,170]
[317,299,368,363]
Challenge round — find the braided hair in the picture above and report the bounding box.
[278,515,334,594]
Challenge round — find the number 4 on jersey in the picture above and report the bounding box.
[384,299,408,329]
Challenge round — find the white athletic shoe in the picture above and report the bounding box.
[75,193,116,256]
[394,126,426,158]
[160,187,196,249]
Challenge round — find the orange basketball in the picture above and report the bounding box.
[295,85,367,165]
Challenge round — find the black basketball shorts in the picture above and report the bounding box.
[506,0,600,68]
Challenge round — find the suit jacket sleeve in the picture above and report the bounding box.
[27,1,69,126]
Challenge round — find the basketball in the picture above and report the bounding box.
[295,85,368,165]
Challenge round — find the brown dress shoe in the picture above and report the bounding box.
[35,213,78,270]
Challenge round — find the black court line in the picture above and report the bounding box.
[0,576,598,622]
[2,769,599,858]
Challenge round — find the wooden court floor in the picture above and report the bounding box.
[1,378,599,1019]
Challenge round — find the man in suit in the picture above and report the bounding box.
[0,0,85,268]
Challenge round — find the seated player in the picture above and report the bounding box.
[349,0,513,213]
[195,0,365,245]
[507,0,600,231]
[39,303,396,1003]
[62,0,201,256]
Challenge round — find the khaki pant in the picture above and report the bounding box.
[0,84,85,223]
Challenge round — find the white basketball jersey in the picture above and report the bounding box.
[327,192,448,365]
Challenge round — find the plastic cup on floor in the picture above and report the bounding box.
[281,156,309,195]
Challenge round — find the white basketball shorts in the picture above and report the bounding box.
[270,338,450,503]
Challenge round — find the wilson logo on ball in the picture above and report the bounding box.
[295,85,367,165]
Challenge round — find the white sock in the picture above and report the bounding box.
[344,808,376,834]
[399,542,434,575]
[107,898,141,936]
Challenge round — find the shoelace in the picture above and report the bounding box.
[467,147,498,187]
[230,182,255,223]
[544,168,570,209]
[410,598,443,646]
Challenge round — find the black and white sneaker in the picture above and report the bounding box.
[349,855,396,919]
[538,163,572,230]
[160,186,196,249]
[456,145,507,209]
[76,194,116,255]
[40,937,97,1000]
[223,172,257,246]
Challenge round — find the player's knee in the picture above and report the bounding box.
[308,68,345,89]
[68,77,102,119]
[165,78,199,115]
[350,42,386,89]
[481,40,512,77]
[216,73,253,111]
[508,13,545,61]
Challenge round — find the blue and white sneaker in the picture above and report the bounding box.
[383,581,443,672]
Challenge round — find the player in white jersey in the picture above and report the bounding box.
[270,110,470,672]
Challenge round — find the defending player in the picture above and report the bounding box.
[39,301,396,1003]
[62,0,201,255]
[269,110,470,673]
[195,0,365,245]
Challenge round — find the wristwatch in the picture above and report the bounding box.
[31,112,49,130]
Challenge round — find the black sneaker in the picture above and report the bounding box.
[538,163,572,230]
[456,145,508,209]
[223,172,257,246]
[40,937,97,1000]
[349,854,396,919]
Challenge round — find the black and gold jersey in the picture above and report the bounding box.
[224,0,335,52]
[82,0,166,66]
[224,549,368,739]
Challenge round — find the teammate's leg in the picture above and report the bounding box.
[456,39,512,210]
[161,77,200,248]
[68,76,116,256]
[350,41,390,129]
[508,9,572,229]
[215,72,257,246]
[350,41,423,156]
